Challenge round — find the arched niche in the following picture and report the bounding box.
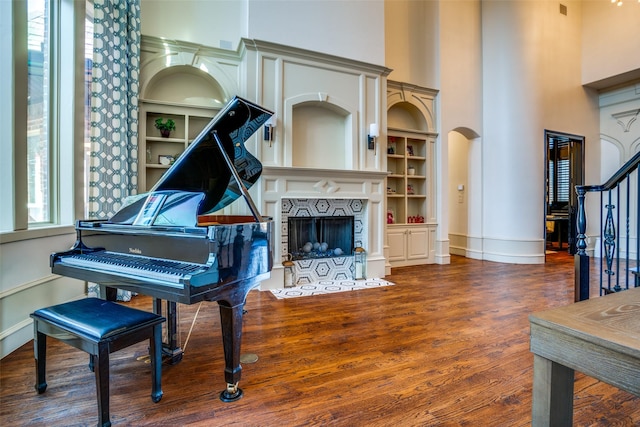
[387,101,428,131]
[386,81,437,132]
[139,36,243,107]
[143,65,227,108]
[285,93,356,170]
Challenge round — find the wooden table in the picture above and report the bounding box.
[529,288,640,426]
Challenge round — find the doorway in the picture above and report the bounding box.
[545,131,584,256]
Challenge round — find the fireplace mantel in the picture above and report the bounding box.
[263,166,388,181]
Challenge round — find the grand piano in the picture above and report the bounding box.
[50,96,274,402]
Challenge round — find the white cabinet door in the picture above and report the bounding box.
[387,228,408,262]
[407,227,429,260]
[388,225,431,266]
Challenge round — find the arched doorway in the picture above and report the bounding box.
[448,128,481,259]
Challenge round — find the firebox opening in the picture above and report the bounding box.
[288,216,354,261]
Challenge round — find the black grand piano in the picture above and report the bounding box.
[50,96,273,402]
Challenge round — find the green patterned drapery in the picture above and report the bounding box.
[87,0,140,218]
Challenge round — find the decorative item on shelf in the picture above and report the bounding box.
[387,137,396,154]
[154,118,176,138]
[407,145,414,156]
[283,254,296,288]
[146,146,152,162]
[387,209,395,224]
[353,243,367,280]
[407,184,415,195]
[158,155,174,166]
[407,165,416,175]
[407,215,425,224]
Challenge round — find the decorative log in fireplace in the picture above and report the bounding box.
[288,216,354,261]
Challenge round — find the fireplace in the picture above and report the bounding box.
[288,216,354,260]
[279,198,366,284]
[258,167,388,290]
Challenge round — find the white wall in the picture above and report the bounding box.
[247,0,385,66]
[384,0,439,88]
[1,233,85,357]
[438,0,483,260]
[582,0,640,86]
[140,0,246,50]
[481,0,599,263]
[140,0,385,66]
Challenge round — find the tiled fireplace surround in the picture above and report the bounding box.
[282,198,365,284]
[259,167,387,290]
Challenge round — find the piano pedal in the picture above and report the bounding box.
[136,354,151,364]
[220,382,243,402]
[240,353,258,364]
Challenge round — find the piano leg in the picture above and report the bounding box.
[217,300,245,402]
[98,285,117,302]
[153,299,184,365]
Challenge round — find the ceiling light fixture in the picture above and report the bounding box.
[611,0,640,5]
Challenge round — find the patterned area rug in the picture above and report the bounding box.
[270,278,395,299]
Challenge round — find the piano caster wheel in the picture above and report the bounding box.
[219,383,243,402]
[151,390,163,403]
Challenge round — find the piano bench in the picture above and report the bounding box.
[30,297,165,427]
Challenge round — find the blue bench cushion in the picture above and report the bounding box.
[33,298,163,340]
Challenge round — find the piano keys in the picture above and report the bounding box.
[51,96,273,402]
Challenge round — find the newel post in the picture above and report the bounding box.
[574,186,589,301]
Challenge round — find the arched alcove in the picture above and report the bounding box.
[447,129,482,258]
[387,102,428,131]
[292,102,351,169]
[143,65,227,108]
[448,130,471,254]
[451,126,480,140]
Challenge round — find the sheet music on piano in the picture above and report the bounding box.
[51,96,274,402]
[133,193,168,226]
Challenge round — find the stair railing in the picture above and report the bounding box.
[575,151,640,301]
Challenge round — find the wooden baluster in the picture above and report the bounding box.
[575,186,590,301]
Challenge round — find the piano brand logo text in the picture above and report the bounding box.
[129,248,143,254]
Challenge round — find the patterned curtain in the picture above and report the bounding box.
[87,0,141,219]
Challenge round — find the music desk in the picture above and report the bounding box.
[530,288,640,426]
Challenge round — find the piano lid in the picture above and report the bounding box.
[152,96,273,215]
[110,96,273,225]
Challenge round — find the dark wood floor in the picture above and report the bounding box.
[2,253,640,426]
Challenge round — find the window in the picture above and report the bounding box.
[1,0,90,235]
[27,0,51,223]
[547,137,570,212]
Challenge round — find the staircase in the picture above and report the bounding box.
[575,151,640,301]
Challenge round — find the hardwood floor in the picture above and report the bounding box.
[2,253,640,426]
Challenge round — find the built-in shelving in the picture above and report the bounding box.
[139,100,218,191]
[385,128,437,266]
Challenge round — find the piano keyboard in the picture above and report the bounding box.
[59,251,206,286]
